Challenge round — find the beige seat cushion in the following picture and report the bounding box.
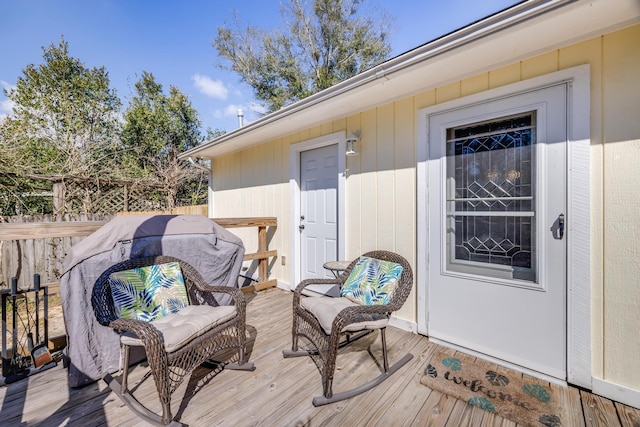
[120,305,236,353]
[300,296,389,335]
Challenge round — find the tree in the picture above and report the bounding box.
[121,72,206,209]
[0,37,122,214]
[1,37,121,178]
[214,0,392,112]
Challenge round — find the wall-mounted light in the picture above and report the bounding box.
[346,131,360,156]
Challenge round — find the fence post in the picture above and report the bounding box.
[53,182,65,215]
[124,185,129,212]
[258,225,267,285]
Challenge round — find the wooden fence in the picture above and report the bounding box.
[0,211,276,294]
[0,214,115,290]
[116,205,208,216]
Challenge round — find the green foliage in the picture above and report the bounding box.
[121,72,206,209]
[214,0,392,112]
[205,127,226,141]
[0,174,53,215]
[0,37,125,215]
[0,38,208,215]
[1,37,121,178]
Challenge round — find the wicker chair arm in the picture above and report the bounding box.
[294,278,342,295]
[192,283,245,307]
[293,278,342,306]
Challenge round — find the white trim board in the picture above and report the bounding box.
[593,378,640,410]
[389,316,418,334]
[289,131,347,290]
[416,64,591,389]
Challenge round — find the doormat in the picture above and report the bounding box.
[420,352,569,427]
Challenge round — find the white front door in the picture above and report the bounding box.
[300,144,339,280]
[427,84,567,379]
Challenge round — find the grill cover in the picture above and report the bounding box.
[60,214,244,387]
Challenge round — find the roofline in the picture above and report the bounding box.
[178,0,576,160]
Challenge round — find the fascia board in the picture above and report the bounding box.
[180,0,639,160]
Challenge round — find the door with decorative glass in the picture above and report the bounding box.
[427,84,567,379]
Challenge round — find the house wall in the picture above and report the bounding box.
[210,24,640,391]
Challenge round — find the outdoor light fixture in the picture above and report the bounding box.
[346,131,360,156]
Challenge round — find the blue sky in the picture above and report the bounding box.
[0,0,519,134]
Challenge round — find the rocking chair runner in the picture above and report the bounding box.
[91,255,254,426]
[283,250,414,406]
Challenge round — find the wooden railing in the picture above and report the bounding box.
[214,217,278,293]
[0,217,278,293]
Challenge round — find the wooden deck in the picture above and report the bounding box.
[1,288,639,426]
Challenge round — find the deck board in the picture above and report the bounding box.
[0,288,639,426]
[581,389,622,427]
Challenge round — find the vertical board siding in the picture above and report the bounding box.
[376,103,396,251]
[209,25,640,392]
[521,50,559,79]
[360,109,378,252]
[436,81,461,104]
[394,97,417,322]
[461,73,489,97]
[489,62,521,89]
[602,25,640,386]
[346,113,362,258]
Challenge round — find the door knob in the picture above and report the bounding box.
[299,224,305,230]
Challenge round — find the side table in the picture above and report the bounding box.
[323,260,351,278]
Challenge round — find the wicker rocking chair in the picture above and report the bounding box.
[283,250,414,406]
[91,255,255,426]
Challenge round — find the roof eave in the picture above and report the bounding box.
[180,0,638,160]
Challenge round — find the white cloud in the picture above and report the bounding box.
[192,74,228,100]
[1,81,16,116]
[0,99,15,114]
[1,81,16,118]
[224,104,243,117]
[1,80,15,92]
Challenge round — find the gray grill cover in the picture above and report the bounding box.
[60,214,245,387]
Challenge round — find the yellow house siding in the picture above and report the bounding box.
[436,81,461,104]
[210,24,640,391]
[602,24,640,388]
[346,113,362,257]
[521,50,559,79]
[376,103,395,252]
[489,62,521,88]
[393,97,417,322]
[461,73,489,97]
[414,89,436,111]
[211,136,291,282]
[360,108,378,252]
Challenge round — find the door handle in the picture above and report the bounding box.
[299,224,305,231]
[558,214,565,240]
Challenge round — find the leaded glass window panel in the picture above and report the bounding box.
[445,112,537,282]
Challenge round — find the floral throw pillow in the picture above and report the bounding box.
[109,261,189,322]
[340,256,403,305]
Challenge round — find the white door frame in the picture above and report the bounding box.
[290,131,347,289]
[417,65,591,388]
